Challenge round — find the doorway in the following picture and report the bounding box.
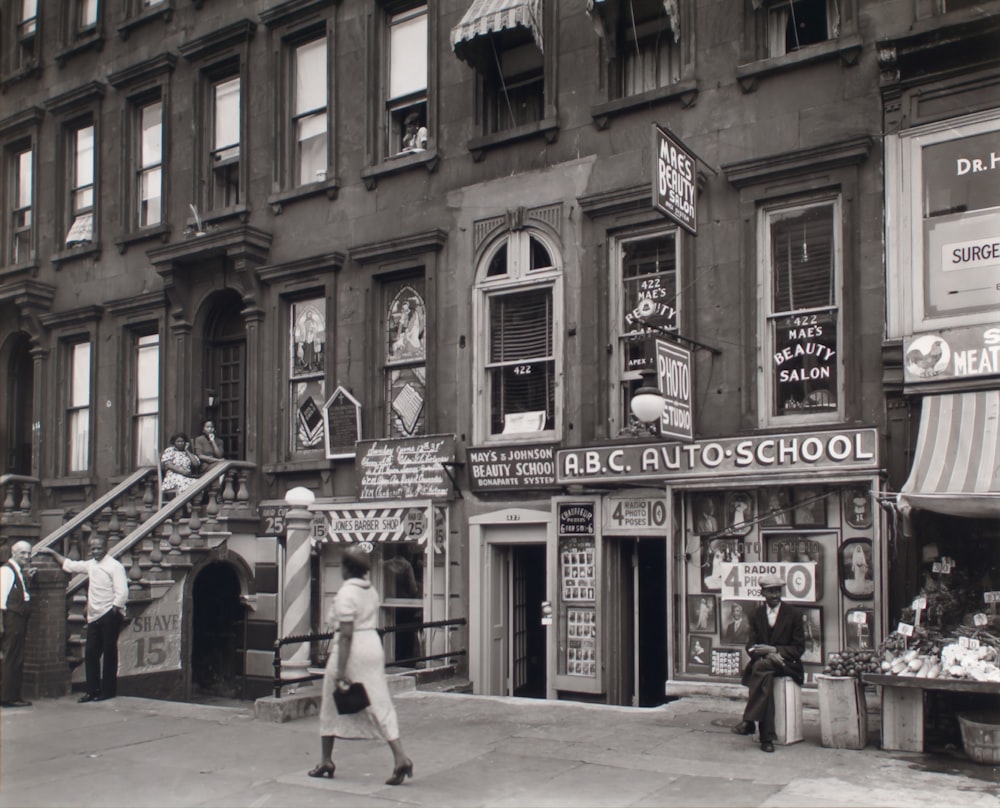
[191,562,245,700]
[4,332,33,474]
[607,538,669,707]
[206,299,246,460]
[487,541,547,698]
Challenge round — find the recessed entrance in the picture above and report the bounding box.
[191,562,244,700]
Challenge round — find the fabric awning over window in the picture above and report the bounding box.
[899,390,1000,519]
[587,0,680,44]
[450,0,544,67]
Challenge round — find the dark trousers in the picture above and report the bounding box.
[741,656,790,742]
[85,610,124,698]
[1,611,29,702]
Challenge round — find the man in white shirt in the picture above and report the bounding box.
[38,536,128,702]
[730,573,805,752]
[1,541,35,707]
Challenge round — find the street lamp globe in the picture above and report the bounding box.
[630,371,665,425]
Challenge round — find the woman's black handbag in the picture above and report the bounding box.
[333,682,370,715]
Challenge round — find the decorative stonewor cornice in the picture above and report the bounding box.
[257,252,345,285]
[0,279,55,311]
[108,52,177,90]
[105,290,168,318]
[470,203,563,255]
[259,0,339,28]
[147,224,272,282]
[578,185,649,219]
[177,19,256,61]
[43,81,106,115]
[38,304,103,329]
[349,230,448,266]
[722,136,874,189]
[0,106,44,137]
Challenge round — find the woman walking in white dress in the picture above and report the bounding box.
[309,544,413,785]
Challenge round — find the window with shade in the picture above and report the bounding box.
[133,332,160,467]
[476,230,562,442]
[210,73,241,210]
[293,36,328,186]
[9,146,33,265]
[66,122,95,247]
[137,99,162,227]
[761,198,842,423]
[68,340,92,473]
[385,4,428,156]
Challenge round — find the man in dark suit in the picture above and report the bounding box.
[731,573,805,752]
[1,541,35,707]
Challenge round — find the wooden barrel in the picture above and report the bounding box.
[817,674,869,749]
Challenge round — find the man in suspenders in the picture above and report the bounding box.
[1,541,35,707]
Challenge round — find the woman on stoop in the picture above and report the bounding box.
[309,544,413,785]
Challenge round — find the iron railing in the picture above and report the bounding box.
[271,617,467,698]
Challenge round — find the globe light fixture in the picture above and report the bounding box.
[629,369,665,425]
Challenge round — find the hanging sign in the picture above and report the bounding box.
[655,338,694,441]
[719,561,817,603]
[652,124,697,234]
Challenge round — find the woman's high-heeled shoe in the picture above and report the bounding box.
[385,758,413,786]
[308,762,335,779]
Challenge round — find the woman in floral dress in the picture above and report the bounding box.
[160,433,200,499]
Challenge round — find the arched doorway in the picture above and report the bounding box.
[191,562,244,700]
[205,295,246,460]
[4,332,33,474]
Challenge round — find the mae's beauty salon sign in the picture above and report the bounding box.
[556,428,878,485]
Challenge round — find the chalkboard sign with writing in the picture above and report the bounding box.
[355,434,456,500]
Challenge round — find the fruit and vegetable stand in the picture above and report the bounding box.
[861,674,999,752]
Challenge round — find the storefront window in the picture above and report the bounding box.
[678,483,879,683]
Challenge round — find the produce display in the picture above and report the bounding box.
[823,565,1000,683]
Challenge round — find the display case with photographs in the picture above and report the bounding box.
[566,607,597,677]
[560,537,596,603]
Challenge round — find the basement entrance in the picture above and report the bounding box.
[191,562,244,700]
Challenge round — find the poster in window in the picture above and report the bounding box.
[387,286,425,362]
[842,486,872,530]
[841,538,874,600]
[711,648,742,678]
[687,635,712,671]
[693,493,722,534]
[720,599,755,645]
[760,487,793,527]
[845,608,874,650]
[701,537,744,593]
[560,536,596,603]
[798,606,823,665]
[764,533,825,600]
[566,607,597,677]
[687,594,717,634]
[725,491,754,536]
[291,299,326,375]
[792,486,827,527]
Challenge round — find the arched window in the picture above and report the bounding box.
[475,229,562,442]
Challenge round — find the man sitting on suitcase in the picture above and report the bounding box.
[731,572,805,752]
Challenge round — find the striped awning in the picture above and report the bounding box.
[899,390,1000,518]
[451,0,544,67]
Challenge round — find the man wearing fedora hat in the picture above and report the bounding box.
[731,572,805,752]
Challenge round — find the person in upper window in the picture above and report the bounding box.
[400,112,427,153]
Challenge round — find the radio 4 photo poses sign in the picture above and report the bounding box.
[719,561,818,603]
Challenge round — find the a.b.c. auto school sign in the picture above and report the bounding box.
[556,428,878,485]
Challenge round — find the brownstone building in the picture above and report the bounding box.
[1,1,997,706]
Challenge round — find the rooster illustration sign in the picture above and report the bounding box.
[905,335,950,378]
[903,325,1000,384]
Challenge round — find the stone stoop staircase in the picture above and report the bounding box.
[33,462,254,672]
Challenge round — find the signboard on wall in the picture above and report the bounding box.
[323,386,362,459]
[118,578,184,676]
[355,434,455,500]
[903,323,1000,384]
[652,124,697,234]
[314,501,432,545]
[602,494,668,535]
[655,338,693,441]
[466,444,557,492]
[557,428,878,485]
[720,561,818,603]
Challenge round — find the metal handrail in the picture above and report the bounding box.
[271,617,467,698]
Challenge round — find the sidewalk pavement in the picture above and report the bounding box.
[1,688,997,808]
